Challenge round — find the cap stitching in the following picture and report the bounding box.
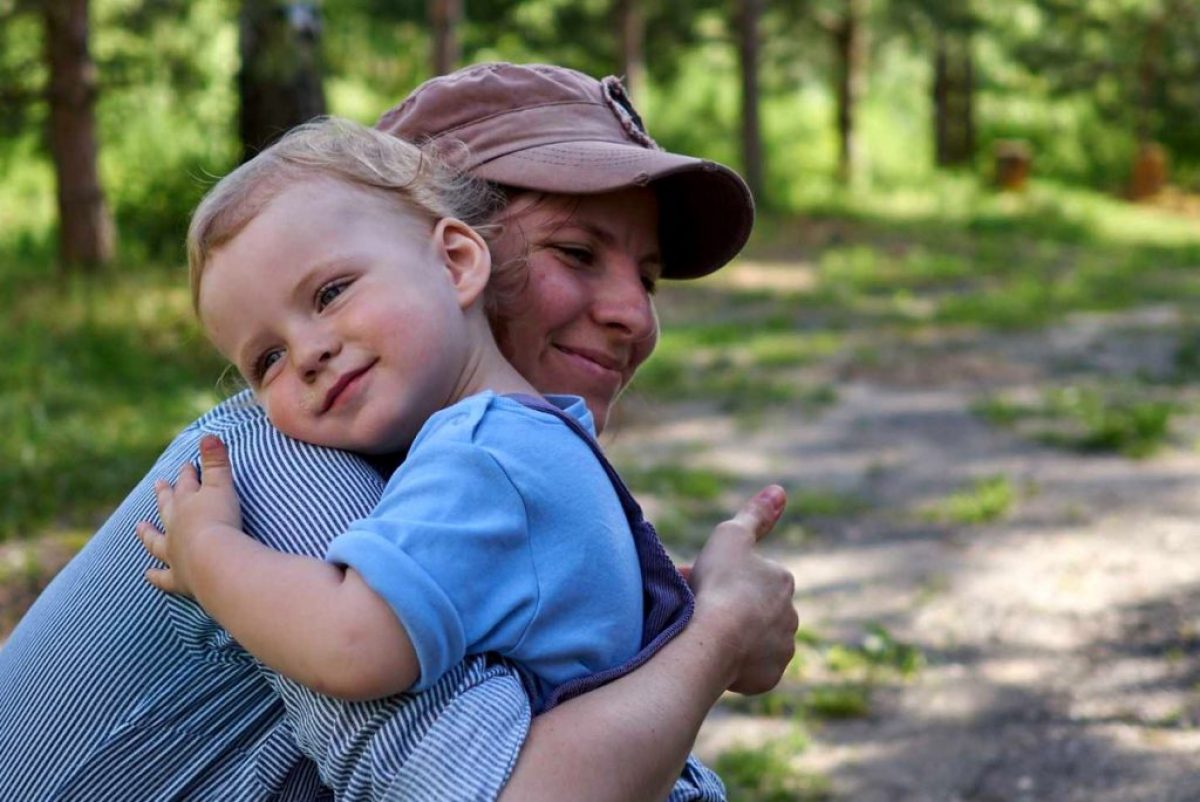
[429,100,639,143]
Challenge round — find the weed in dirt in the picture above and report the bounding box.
[824,623,926,680]
[713,736,832,802]
[923,474,1016,526]
[790,488,869,518]
[975,384,1178,458]
[803,684,872,719]
[731,624,924,726]
[634,322,845,421]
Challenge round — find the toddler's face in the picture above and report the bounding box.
[198,178,470,454]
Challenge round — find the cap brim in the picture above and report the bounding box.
[472,141,754,280]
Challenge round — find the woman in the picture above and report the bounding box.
[0,63,796,801]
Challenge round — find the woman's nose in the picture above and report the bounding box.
[593,261,657,342]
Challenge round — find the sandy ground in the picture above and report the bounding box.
[609,303,1200,801]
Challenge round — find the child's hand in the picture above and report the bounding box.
[136,435,244,597]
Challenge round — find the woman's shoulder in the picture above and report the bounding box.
[183,390,379,480]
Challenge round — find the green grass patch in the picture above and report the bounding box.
[923,474,1016,526]
[975,384,1178,459]
[789,488,870,518]
[620,464,734,502]
[714,738,832,802]
[1,269,226,539]
[731,624,924,726]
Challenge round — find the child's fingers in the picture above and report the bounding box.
[197,435,235,490]
[136,522,170,564]
[153,480,174,524]
[175,462,200,493]
[144,566,181,595]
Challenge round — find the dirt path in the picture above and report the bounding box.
[610,301,1200,800]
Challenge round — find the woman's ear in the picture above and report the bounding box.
[433,218,491,310]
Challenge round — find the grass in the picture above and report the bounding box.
[714,736,833,802]
[923,474,1017,526]
[729,624,925,723]
[975,383,1179,458]
[0,268,226,540]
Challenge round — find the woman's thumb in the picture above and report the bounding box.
[735,484,787,542]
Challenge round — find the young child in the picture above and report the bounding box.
[136,117,693,714]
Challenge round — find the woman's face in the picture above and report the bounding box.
[490,187,661,432]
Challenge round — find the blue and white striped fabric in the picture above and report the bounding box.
[0,391,725,801]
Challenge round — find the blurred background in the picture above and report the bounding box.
[5,1,1200,799]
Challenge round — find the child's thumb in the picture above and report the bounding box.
[198,435,233,486]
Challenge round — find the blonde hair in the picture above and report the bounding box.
[187,117,504,313]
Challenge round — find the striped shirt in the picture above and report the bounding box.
[0,392,725,801]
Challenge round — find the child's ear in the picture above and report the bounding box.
[433,218,491,310]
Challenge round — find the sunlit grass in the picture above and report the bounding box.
[975,384,1179,459]
[714,735,832,802]
[1,268,226,539]
[922,474,1016,526]
[728,623,924,725]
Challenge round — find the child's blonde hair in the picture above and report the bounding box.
[187,117,503,313]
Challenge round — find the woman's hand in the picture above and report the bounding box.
[686,484,798,695]
[136,435,245,597]
[500,486,799,802]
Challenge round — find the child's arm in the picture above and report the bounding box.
[136,434,420,701]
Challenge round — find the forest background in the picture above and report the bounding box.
[5,1,1200,799]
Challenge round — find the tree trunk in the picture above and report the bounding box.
[614,0,645,102]
[428,0,461,77]
[44,0,114,272]
[933,30,975,167]
[736,0,765,204]
[238,0,326,162]
[834,0,867,186]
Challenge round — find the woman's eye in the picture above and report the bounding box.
[317,281,348,310]
[641,274,659,295]
[555,245,594,265]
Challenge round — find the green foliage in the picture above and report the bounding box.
[822,623,926,681]
[789,488,869,518]
[631,318,841,419]
[95,0,240,259]
[0,271,226,540]
[976,384,1178,458]
[733,623,924,726]
[621,464,734,502]
[1040,386,1176,458]
[924,475,1015,526]
[714,736,832,802]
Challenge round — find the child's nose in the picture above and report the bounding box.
[297,336,341,381]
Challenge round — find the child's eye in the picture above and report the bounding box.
[316,280,350,310]
[253,349,283,382]
[641,273,659,295]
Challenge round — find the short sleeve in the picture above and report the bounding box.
[326,440,539,690]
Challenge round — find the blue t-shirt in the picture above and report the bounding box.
[326,392,644,708]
